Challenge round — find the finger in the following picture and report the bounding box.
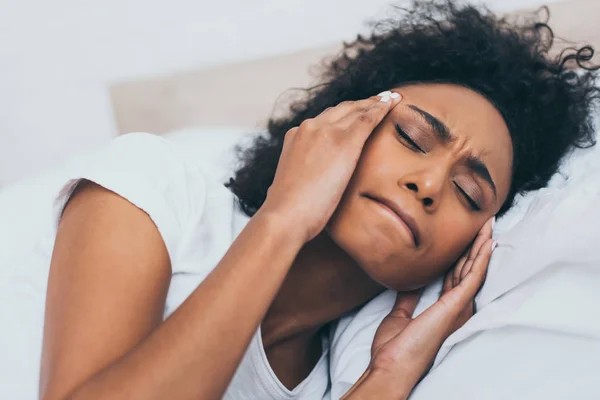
[457,218,493,282]
[452,252,469,287]
[450,243,471,287]
[445,238,494,308]
[468,223,491,261]
[461,222,492,281]
[459,259,474,281]
[338,92,400,127]
[443,268,454,294]
[462,236,496,280]
[389,289,422,319]
[452,218,492,287]
[337,91,402,135]
[317,99,375,122]
[468,216,495,260]
[317,91,396,122]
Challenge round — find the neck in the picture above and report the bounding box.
[262,230,384,348]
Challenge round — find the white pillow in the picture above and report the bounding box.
[328,114,600,399]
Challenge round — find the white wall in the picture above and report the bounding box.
[0,0,558,186]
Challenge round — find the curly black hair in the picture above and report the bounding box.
[225,0,600,218]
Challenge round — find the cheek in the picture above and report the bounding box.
[436,212,476,251]
[388,216,481,290]
[327,201,480,292]
[425,214,481,270]
[326,192,419,290]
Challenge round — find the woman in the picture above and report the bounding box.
[37,1,598,399]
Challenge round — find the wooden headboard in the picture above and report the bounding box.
[110,0,600,135]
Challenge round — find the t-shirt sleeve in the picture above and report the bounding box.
[53,132,207,264]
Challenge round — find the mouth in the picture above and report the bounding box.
[363,193,421,247]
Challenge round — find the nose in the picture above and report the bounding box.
[400,170,445,211]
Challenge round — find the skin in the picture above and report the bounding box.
[344,218,496,399]
[327,83,513,290]
[39,83,513,399]
[264,83,513,387]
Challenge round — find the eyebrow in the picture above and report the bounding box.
[408,105,454,144]
[407,104,498,201]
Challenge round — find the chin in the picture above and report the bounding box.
[326,214,414,291]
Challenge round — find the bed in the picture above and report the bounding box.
[108,2,600,397]
[1,0,600,398]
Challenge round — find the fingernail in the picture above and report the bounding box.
[377,90,392,97]
[390,92,401,100]
[491,241,497,252]
[379,95,391,103]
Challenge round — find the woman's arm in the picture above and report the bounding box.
[40,181,303,400]
[40,94,399,400]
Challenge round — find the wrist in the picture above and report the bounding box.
[254,205,311,246]
[346,368,410,400]
[367,368,411,399]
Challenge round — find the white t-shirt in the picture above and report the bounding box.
[0,132,329,399]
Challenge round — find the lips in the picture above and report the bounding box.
[364,193,421,247]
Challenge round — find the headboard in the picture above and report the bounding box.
[110,0,600,135]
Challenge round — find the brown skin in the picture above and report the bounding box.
[40,93,398,400]
[41,183,307,400]
[327,83,512,290]
[343,218,496,399]
[40,84,512,399]
[264,83,512,387]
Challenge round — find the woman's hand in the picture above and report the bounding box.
[260,91,402,244]
[343,217,495,399]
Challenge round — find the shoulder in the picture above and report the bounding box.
[54,132,210,263]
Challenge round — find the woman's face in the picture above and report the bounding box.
[326,83,513,291]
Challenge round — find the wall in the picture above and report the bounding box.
[0,0,560,185]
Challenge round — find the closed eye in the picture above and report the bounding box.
[454,182,481,211]
[395,124,425,153]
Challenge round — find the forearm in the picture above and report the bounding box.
[67,209,303,400]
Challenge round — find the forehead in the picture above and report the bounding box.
[392,83,514,203]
